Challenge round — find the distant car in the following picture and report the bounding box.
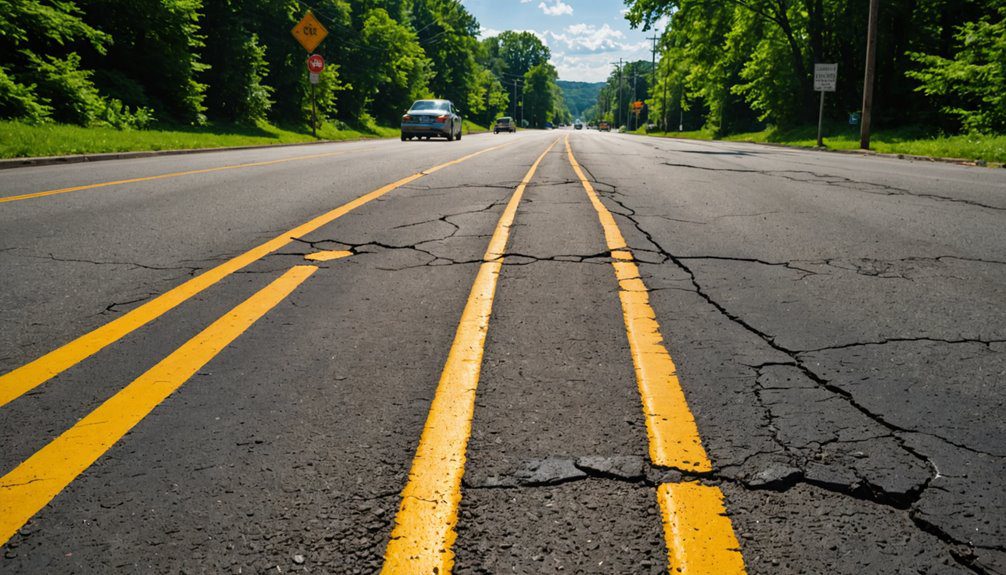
[545,121,554,130]
[494,117,516,134]
[401,99,462,141]
[574,121,583,130]
[598,121,610,132]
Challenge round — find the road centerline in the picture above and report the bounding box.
[0,265,317,547]
[565,135,747,575]
[380,138,560,575]
[0,141,513,408]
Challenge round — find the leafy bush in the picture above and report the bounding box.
[0,65,51,122]
[25,52,104,125]
[96,98,155,129]
[909,4,1006,133]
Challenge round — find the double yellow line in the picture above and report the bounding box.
[0,142,510,408]
[0,141,513,545]
[381,136,747,574]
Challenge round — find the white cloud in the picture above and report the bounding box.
[538,1,573,16]
[547,23,639,54]
[478,26,502,39]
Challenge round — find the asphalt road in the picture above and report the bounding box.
[1,129,1003,574]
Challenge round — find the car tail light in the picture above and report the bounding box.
[436,115,449,123]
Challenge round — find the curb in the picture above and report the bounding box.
[0,138,355,171]
[634,133,1003,169]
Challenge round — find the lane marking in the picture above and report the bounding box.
[0,265,317,546]
[0,148,373,204]
[381,138,560,574]
[565,136,748,575]
[564,135,710,472]
[304,250,353,262]
[658,482,747,575]
[0,142,512,408]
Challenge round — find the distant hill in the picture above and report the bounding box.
[558,81,604,120]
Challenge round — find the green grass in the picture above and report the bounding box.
[462,119,489,134]
[0,119,399,159]
[643,125,1006,165]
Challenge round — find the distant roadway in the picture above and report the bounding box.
[1,129,1003,574]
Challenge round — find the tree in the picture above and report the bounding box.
[77,0,208,123]
[522,62,556,128]
[0,0,110,123]
[200,0,274,124]
[497,30,550,78]
[358,7,431,123]
[410,0,480,112]
[909,1,1006,132]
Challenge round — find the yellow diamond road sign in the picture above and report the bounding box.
[291,11,328,52]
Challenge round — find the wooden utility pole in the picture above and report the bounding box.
[513,79,518,120]
[649,34,659,129]
[860,0,880,149]
[611,59,624,128]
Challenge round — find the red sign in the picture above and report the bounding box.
[307,54,325,74]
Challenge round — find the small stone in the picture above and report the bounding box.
[748,464,802,488]
[292,554,306,565]
[516,458,587,486]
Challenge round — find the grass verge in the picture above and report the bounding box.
[462,119,489,135]
[0,119,399,159]
[641,125,1006,165]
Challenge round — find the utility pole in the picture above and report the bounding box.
[512,79,518,120]
[860,0,880,149]
[649,34,659,129]
[632,72,639,130]
[612,58,623,128]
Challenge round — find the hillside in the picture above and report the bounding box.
[558,81,605,120]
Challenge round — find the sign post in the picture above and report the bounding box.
[291,11,329,138]
[306,54,325,138]
[814,63,837,147]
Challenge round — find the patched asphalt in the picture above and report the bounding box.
[1,130,1004,574]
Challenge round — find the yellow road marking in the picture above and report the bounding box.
[304,250,353,262]
[0,265,317,546]
[658,482,747,575]
[0,148,372,204]
[381,138,560,574]
[565,135,747,575]
[564,136,710,472]
[0,142,511,408]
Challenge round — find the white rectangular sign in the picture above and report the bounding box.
[815,63,838,92]
[309,72,320,85]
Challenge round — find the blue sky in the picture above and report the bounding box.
[460,0,665,82]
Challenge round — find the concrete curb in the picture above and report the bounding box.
[0,138,353,171]
[634,133,1004,169]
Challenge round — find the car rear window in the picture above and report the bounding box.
[411,101,444,111]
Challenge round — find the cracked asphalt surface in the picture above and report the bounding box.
[1,130,1004,574]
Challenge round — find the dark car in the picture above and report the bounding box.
[401,99,462,141]
[494,117,516,134]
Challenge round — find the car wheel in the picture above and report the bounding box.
[446,123,455,141]
[401,134,407,142]
[456,127,462,141]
